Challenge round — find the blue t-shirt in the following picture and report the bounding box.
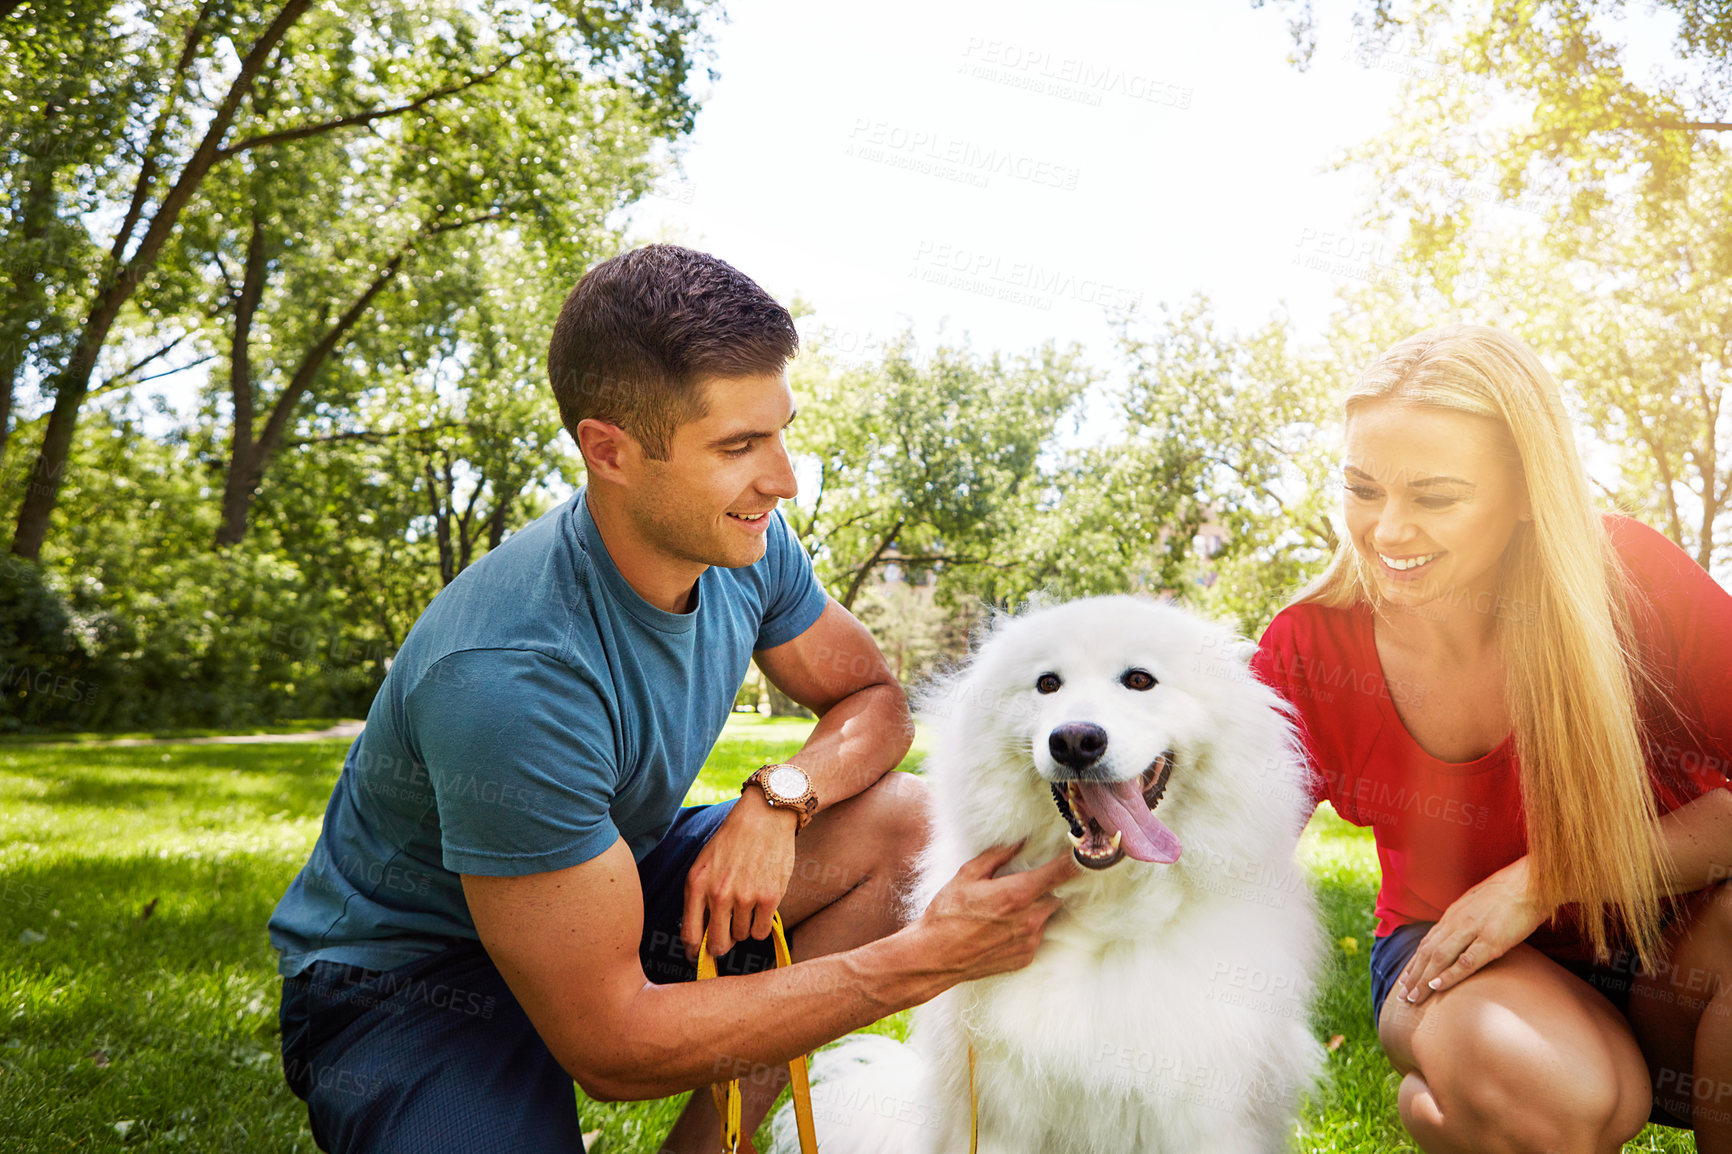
[267,490,828,976]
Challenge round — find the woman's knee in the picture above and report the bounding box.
[1419,1040,1636,1151]
[1397,961,1648,1151]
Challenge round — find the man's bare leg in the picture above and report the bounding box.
[659,772,929,1154]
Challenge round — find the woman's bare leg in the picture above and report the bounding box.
[1629,880,1732,1153]
[1377,943,1651,1154]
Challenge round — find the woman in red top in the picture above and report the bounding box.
[1251,325,1732,1153]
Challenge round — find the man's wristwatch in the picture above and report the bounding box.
[742,763,818,833]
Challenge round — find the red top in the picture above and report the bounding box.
[1252,515,1732,954]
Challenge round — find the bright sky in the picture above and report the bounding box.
[618,0,1732,582]
[624,0,1426,367]
[136,0,1417,448]
[120,0,1710,565]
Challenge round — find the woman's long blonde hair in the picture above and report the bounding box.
[1297,324,1666,963]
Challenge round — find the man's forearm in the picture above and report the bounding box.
[576,923,948,1101]
[790,679,913,811]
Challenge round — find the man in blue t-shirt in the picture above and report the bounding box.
[268,245,1076,1154]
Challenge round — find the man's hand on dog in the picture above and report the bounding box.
[682,790,800,960]
[913,842,1080,981]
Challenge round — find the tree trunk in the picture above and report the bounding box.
[1694,378,1721,570]
[487,493,512,549]
[839,517,904,612]
[425,457,454,586]
[455,465,485,574]
[11,0,312,560]
[12,288,125,559]
[215,448,268,548]
[213,217,269,548]
[765,681,813,719]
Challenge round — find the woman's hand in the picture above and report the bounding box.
[1398,855,1552,1005]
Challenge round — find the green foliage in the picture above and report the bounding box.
[1262,0,1731,235]
[1322,2,1732,569]
[0,0,705,728]
[1119,303,1340,634]
[787,332,1095,613]
[0,407,386,730]
[850,580,961,687]
[781,312,1342,665]
[1000,300,1340,635]
[0,0,714,560]
[0,556,101,732]
[1503,147,1732,569]
[0,0,133,431]
[168,0,667,547]
[789,332,1094,609]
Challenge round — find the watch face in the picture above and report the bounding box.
[767,766,808,800]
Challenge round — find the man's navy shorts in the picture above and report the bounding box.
[1369,921,1688,1130]
[278,799,777,1153]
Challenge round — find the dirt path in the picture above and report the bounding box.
[21,720,366,748]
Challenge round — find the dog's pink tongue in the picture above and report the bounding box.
[1075,779,1182,863]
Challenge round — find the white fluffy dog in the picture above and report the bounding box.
[769,596,1323,1154]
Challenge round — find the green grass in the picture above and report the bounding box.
[0,726,1696,1152]
[0,742,340,1152]
[680,713,931,806]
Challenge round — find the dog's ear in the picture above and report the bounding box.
[1224,638,1258,665]
[1016,590,1056,616]
[976,598,1026,645]
[1198,625,1259,666]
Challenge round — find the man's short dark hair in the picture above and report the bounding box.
[547,245,799,460]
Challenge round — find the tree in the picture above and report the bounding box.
[851,579,953,685]
[1002,301,1340,632]
[1554,189,1732,571]
[174,24,658,547]
[0,0,140,464]
[0,0,710,560]
[1257,0,1731,210]
[0,399,383,728]
[786,313,1340,639]
[1309,3,1732,570]
[1125,302,1341,628]
[1367,147,1732,569]
[784,334,1094,612]
[379,330,576,589]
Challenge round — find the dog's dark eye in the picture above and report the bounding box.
[1035,673,1062,694]
[1121,668,1157,691]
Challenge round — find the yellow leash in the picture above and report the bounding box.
[695,912,819,1154]
[968,1043,979,1154]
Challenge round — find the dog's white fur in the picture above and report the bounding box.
[769,596,1323,1154]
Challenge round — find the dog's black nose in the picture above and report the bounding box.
[1049,722,1108,770]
